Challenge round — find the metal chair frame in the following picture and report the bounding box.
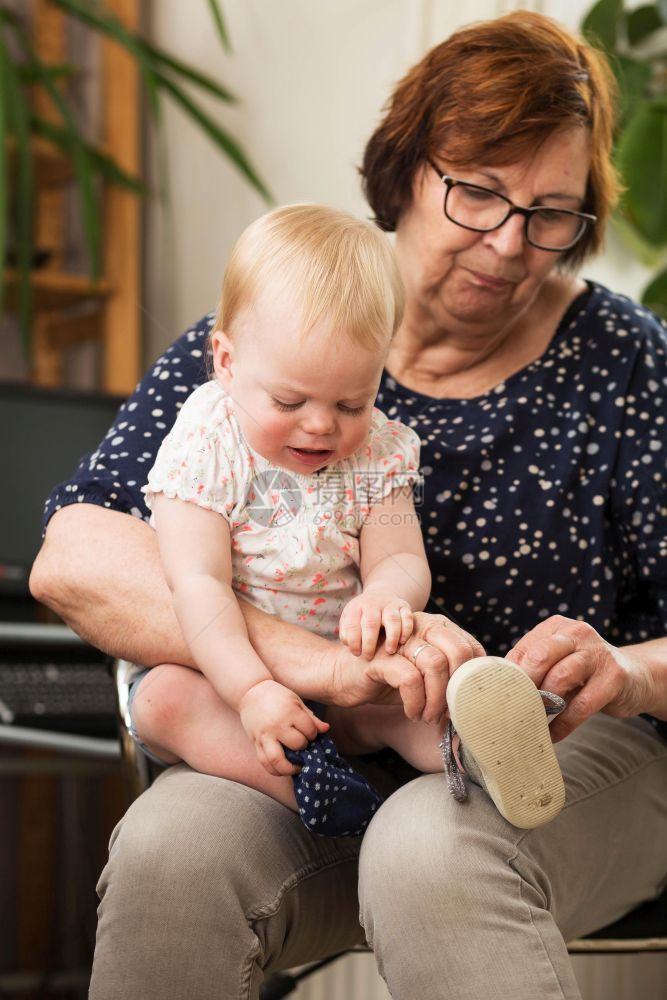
[113,660,667,998]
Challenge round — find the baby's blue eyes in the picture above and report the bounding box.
[271,398,367,416]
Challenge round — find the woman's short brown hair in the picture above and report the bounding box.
[361,11,621,268]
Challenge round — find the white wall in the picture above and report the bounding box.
[142,0,652,362]
[144,0,428,356]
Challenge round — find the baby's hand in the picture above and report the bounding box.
[339,588,414,659]
[238,679,329,777]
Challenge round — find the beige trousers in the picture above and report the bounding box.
[90,715,667,1000]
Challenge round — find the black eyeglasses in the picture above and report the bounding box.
[428,160,596,252]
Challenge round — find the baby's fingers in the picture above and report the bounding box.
[257,738,297,777]
[361,611,382,660]
[340,608,363,656]
[400,607,414,646]
[296,707,330,742]
[382,606,404,654]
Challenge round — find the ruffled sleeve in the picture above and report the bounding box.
[41,313,211,532]
[142,381,237,520]
[357,410,423,505]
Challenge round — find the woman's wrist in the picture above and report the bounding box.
[240,598,388,707]
[239,597,342,701]
[620,639,667,720]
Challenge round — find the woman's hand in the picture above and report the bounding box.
[506,615,656,741]
[239,679,329,776]
[329,611,485,723]
[398,611,486,721]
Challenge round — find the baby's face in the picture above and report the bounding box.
[212,296,386,475]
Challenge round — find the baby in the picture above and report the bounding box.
[129,204,451,836]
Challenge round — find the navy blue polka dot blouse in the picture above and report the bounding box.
[43,282,667,739]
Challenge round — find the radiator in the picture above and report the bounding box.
[295,952,391,1000]
[294,951,667,999]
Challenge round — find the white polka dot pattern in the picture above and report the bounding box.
[42,286,667,739]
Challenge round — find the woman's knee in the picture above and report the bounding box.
[100,766,251,906]
[94,767,363,998]
[359,775,518,939]
[93,769,306,999]
[100,764,352,912]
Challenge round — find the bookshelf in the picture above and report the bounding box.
[16,0,141,396]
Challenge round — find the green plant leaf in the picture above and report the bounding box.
[5,39,34,350]
[627,4,664,45]
[18,63,76,83]
[641,264,667,316]
[31,114,145,193]
[53,0,236,105]
[1,0,269,358]
[582,0,624,50]
[656,0,667,23]
[142,55,161,124]
[156,70,272,203]
[611,213,664,266]
[207,0,231,53]
[51,0,267,206]
[52,0,145,62]
[0,6,21,28]
[615,101,667,245]
[13,22,102,276]
[612,54,652,126]
[142,43,236,103]
[52,0,161,118]
[84,147,144,193]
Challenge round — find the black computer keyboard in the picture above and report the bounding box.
[0,623,118,737]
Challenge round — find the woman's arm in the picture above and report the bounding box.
[30,504,197,667]
[31,503,481,720]
[30,504,349,694]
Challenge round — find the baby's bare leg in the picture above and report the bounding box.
[328,704,444,774]
[131,665,297,811]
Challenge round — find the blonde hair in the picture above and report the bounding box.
[213,203,405,351]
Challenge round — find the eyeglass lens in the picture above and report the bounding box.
[445,183,585,250]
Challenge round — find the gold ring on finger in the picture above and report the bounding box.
[412,642,431,664]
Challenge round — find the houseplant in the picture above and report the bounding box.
[0,0,271,349]
[582,0,667,316]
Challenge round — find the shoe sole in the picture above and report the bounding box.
[447,656,565,829]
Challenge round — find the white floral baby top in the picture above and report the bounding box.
[143,380,422,638]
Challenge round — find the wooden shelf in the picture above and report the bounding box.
[8,136,116,189]
[32,136,75,188]
[12,0,141,395]
[7,136,74,188]
[4,270,111,309]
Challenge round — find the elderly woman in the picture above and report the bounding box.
[31,11,666,1000]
